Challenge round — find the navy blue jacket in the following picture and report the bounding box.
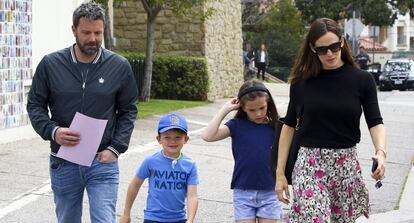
[27,45,138,156]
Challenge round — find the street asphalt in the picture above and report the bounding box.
[0,83,413,222]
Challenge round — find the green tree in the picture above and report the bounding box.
[247,0,305,68]
[295,0,412,26]
[139,0,213,102]
[242,0,273,32]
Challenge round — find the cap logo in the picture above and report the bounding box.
[170,116,180,125]
[158,113,187,133]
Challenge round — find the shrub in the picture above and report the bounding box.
[121,52,209,101]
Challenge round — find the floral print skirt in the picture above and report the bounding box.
[286,146,369,223]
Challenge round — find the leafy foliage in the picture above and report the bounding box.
[122,52,209,101]
[151,55,209,100]
[143,0,214,19]
[136,0,212,101]
[247,0,305,67]
[360,0,395,26]
[242,0,271,32]
[295,0,413,26]
[294,0,345,23]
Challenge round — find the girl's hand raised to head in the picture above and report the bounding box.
[223,97,240,112]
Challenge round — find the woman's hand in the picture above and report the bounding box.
[275,174,290,205]
[371,152,386,181]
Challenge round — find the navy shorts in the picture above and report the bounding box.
[143,220,186,223]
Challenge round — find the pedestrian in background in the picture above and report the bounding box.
[256,43,269,81]
[356,45,371,70]
[243,48,252,81]
[120,113,198,223]
[275,18,387,223]
[202,80,283,223]
[27,2,138,222]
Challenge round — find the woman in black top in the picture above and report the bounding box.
[275,18,387,223]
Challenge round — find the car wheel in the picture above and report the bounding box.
[379,86,390,91]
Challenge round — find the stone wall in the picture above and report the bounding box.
[113,0,243,100]
[204,0,244,100]
[113,1,204,56]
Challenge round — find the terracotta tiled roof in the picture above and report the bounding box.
[359,37,387,51]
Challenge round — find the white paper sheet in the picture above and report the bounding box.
[57,112,108,167]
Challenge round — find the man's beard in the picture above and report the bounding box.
[75,36,101,56]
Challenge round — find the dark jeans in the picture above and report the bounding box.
[256,62,266,80]
[144,220,186,223]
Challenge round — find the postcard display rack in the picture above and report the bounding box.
[0,0,32,129]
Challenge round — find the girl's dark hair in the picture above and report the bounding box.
[235,80,279,126]
[289,18,356,83]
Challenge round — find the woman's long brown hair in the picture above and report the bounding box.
[289,18,356,84]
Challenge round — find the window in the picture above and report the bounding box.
[397,26,406,45]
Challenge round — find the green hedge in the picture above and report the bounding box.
[121,52,209,101]
[266,66,291,82]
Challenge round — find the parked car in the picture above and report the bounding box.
[391,51,414,60]
[367,62,381,85]
[378,58,414,91]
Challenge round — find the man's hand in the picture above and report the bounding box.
[96,149,118,163]
[55,128,80,146]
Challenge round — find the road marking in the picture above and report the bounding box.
[0,118,208,219]
[0,181,51,218]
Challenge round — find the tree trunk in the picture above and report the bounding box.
[103,14,113,50]
[141,13,157,102]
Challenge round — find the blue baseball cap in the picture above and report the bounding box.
[158,113,188,134]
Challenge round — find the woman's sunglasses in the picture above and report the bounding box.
[313,41,342,55]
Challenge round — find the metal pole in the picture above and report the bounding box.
[372,26,376,64]
[352,10,357,56]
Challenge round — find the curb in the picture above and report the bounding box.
[399,166,414,213]
[356,165,414,223]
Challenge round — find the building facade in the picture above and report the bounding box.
[359,13,414,66]
[1,0,88,130]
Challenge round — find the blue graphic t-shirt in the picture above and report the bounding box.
[137,150,198,222]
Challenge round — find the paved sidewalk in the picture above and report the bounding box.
[0,83,413,222]
[356,166,414,223]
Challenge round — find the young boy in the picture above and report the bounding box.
[120,113,199,223]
